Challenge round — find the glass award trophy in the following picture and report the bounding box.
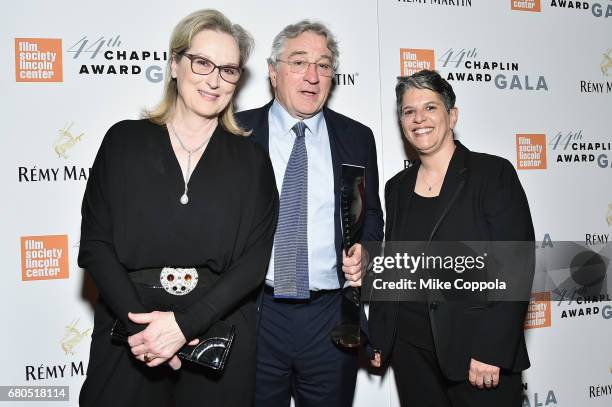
[330,164,365,348]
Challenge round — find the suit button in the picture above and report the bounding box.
[429,301,438,310]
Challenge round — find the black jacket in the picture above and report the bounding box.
[368,140,535,381]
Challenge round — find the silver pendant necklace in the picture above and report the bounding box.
[420,169,443,192]
[169,122,211,205]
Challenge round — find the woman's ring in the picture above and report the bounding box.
[144,353,153,363]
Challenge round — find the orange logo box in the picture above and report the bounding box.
[400,48,435,76]
[21,235,69,281]
[516,134,547,170]
[511,0,541,12]
[15,38,63,82]
[524,292,551,329]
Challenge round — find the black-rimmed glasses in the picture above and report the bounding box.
[179,53,242,84]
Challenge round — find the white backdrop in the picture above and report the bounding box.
[2,0,612,405]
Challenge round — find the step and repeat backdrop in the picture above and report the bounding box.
[2,0,611,405]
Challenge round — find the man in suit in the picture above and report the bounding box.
[236,20,384,407]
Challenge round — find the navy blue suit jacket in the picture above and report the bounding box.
[236,100,384,285]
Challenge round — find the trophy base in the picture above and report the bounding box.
[330,324,361,348]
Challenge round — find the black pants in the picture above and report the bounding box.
[79,298,256,407]
[254,289,358,407]
[391,336,523,407]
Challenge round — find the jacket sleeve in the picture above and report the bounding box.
[78,123,148,333]
[470,158,535,369]
[357,128,384,354]
[366,177,396,363]
[173,146,278,340]
[361,128,384,243]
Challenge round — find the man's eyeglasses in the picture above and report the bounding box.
[179,53,242,84]
[277,59,335,77]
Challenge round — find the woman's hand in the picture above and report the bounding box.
[127,311,197,370]
[468,358,500,389]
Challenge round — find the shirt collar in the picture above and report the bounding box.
[270,99,324,139]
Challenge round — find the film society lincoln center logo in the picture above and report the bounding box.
[516,134,547,170]
[511,0,541,12]
[524,292,552,329]
[21,235,69,281]
[15,38,63,82]
[400,48,435,76]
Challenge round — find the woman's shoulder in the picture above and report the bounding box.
[102,119,164,148]
[217,126,269,163]
[464,149,523,194]
[467,150,516,175]
[386,163,418,190]
[216,128,276,193]
[106,119,162,137]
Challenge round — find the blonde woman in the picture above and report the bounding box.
[78,9,277,407]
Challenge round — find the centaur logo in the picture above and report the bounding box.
[602,49,612,76]
[60,319,92,355]
[54,122,84,159]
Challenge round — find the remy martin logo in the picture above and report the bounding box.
[54,122,84,159]
[60,319,92,355]
[602,49,612,77]
[606,203,612,227]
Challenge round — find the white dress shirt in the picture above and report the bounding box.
[266,100,339,290]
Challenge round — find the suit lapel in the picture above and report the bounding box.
[322,107,343,265]
[390,165,419,241]
[322,107,341,193]
[428,141,469,242]
[248,100,274,152]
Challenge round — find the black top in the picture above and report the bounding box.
[78,119,278,340]
[395,192,437,350]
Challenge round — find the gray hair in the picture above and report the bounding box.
[268,20,339,70]
[395,70,456,118]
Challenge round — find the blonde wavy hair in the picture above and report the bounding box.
[143,9,254,136]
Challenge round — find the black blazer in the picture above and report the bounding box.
[369,141,535,381]
[236,101,384,285]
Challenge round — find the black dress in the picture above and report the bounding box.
[78,119,278,407]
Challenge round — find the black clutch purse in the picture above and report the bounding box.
[110,318,235,371]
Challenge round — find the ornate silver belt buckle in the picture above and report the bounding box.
[160,267,199,295]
